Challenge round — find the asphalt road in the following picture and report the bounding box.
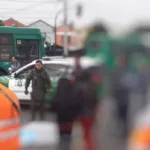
[21,90,150,150]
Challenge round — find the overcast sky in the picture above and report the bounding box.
[1,0,150,33]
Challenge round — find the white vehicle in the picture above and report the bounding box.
[0,57,100,104]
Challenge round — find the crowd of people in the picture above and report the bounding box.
[23,57,99,150]
[5,52,150,150]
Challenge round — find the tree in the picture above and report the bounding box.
[0,20,4,26]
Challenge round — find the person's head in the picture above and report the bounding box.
[12,56,17,62]
[35,60,43,70]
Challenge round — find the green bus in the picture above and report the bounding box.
[0,26,45,75]
[84,27,150,97]
[85,31,150,71]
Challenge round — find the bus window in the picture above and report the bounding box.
[0,35,13,61]
[16,39,39,64]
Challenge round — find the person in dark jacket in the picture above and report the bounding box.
[25,60,51,121]
[71,57,98,150]
[51,69,79,150]
[74,70,98,150]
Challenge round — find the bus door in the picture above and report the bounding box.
[16,39,39,66]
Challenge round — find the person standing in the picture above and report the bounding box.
[138,62,150,106]
[9,56,21,73]
[72,57,98,150]
[25,60,51,121]
[74,70,98,150]
[111,54,130,137]
[51,68,80,150]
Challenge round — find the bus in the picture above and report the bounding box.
[0,26,45,75]
[85,31,150,72]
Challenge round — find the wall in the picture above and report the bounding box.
[56,25,77,47]
[27,21,55,44]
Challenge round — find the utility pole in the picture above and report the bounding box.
[54,10,63,46]
[63,0,68,56]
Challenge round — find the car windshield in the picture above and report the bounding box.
[44,64,70,77]
[12,62,72,79]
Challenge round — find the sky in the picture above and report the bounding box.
[1,0,150,33]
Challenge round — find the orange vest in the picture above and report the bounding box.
[0,83,21,150]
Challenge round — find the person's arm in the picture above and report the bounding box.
[12,62,21,72]
[16,61,21,70]
[42,71,51,90]
[11,64,16,72]
[46,73,51,90]
[25,71,33,92]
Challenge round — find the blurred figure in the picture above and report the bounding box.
[0,83,21,150]
[73,57,98,150]
[138,62,150,106]
[51,68,81,150]
[25,60,51,121]
[75,71,98,150]
[72,57,83,79]
[9,56,21,73]
[112,53,130,137]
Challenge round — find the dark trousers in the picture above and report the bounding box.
[31,91,45,121]
[113,90,129,135]
[58,122,73,150]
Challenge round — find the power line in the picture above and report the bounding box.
[0,8,56,13]
[0,10,56,13]
[8,16,54,19]
[3,14,55,17]
[3,0,57,16]
[0,0,56,2]
[0,8,17,10]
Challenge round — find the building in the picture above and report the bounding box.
[26,20,54,44]
[3,18,24,27]
[76,26,93,46]
[56,25,77,48]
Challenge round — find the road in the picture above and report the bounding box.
[99,91,150,150]
[21,91,150,150]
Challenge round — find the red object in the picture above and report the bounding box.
[78,116,94,150]
[59,122,73,132]
[4,18,24,27]
[91,73,102,84]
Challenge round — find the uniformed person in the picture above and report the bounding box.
[24,60,51,121]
